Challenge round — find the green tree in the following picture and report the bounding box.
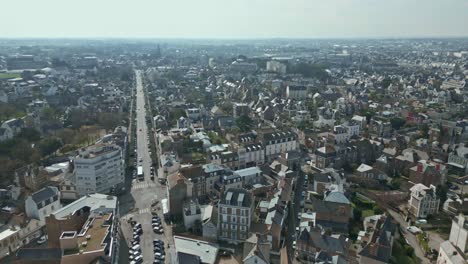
[38,138,62,156]
[390,117,406,130]
[236,115,253,132]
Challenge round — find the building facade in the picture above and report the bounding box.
[218,188,253,244]
[408,184,440,219]
[73,144,125,196]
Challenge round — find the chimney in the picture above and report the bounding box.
[417,163,423,173]
[436,163,441,171]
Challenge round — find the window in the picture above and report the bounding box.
[221,207,227,214]
[241,217,246,224]
[232,216,237,223]
[241,225,246,231]
[223,214,227,222]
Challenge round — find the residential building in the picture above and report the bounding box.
[261,131,297,161]
[166,173,188,220]
[296,227,349,263]
[447,143,468,175]
[233,103,250,118]
[59,180,79,201]
[316,145,337,169]
[202,205,218,240]
[0,225,21,259]
[358,215,396,264]
[238,143,265,168]
[1,118,24,138]
[218,188,253,244]
[266,60,287,74]
[286,85,307,100]
[356,163,388,181]
[15,164,49,193]
[182,200,202,230]
[305,198,352,233]
[25,186,61,226]
[408,184,440,219]
[73,143,125,196]
[449,214,468,254]
[243,234,271,264]
[437,241,465,264]
[31,193,120,264]
[409,160,446,188]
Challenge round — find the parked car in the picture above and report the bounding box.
[36,235,47,245]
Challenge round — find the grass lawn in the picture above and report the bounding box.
[0,73,21,79]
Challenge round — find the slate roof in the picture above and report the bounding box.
[220,188,252,208]
[31,186,58,204]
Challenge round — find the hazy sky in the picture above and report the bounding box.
[1,0,468,38]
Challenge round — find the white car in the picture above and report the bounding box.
[37,235,47,245]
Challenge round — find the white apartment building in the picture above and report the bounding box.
[408,183,440,219]
[286,85,307,100]
[262,131,297,160]
[74,144,125,196]
[25,186,61,226]
[218,189,253,244]
[238,143,265,168]
[266,60,287,74]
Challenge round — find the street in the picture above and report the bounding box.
[387,209,431,264]
[118,70,175,264]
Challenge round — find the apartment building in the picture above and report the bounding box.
[261,131,297,161]
[73,144,125,196]
[218,188,253,244]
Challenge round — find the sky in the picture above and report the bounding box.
[1,0,468,39]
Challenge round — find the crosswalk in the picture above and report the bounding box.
[121,208,152,221]
[139,208,151,214]
[131,182,156,190]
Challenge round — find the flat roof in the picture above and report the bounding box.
[52,193,117,220]
[174,236,219,264]
[0,226,20,241]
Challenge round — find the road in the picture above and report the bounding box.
[119,70,175,264]
[387,209,431,264]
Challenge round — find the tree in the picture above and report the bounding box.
[18,128,41,141]
[436,184,448,204]
[38,138,62,156]
[390,117,406,130]
[97,112,122,131]
[236,115,253,132]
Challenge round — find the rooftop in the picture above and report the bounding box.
[174,236,219,264]
[76,213,112,253]
[52,193,117,220]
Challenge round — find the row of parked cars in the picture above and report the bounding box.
[129,222,143,264]
[129,215,166,264]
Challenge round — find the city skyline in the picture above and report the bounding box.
[1,0,468,39]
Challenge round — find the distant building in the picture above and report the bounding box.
[73,143,125,196]
[286,85,307,100]
[229,60,258,74]
[218,188,253,244]
[408,184,440,219]
[266,60,287,74]
[409,160,446,187]
[233,103,250,118]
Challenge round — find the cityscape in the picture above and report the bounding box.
[0,2,468,264]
